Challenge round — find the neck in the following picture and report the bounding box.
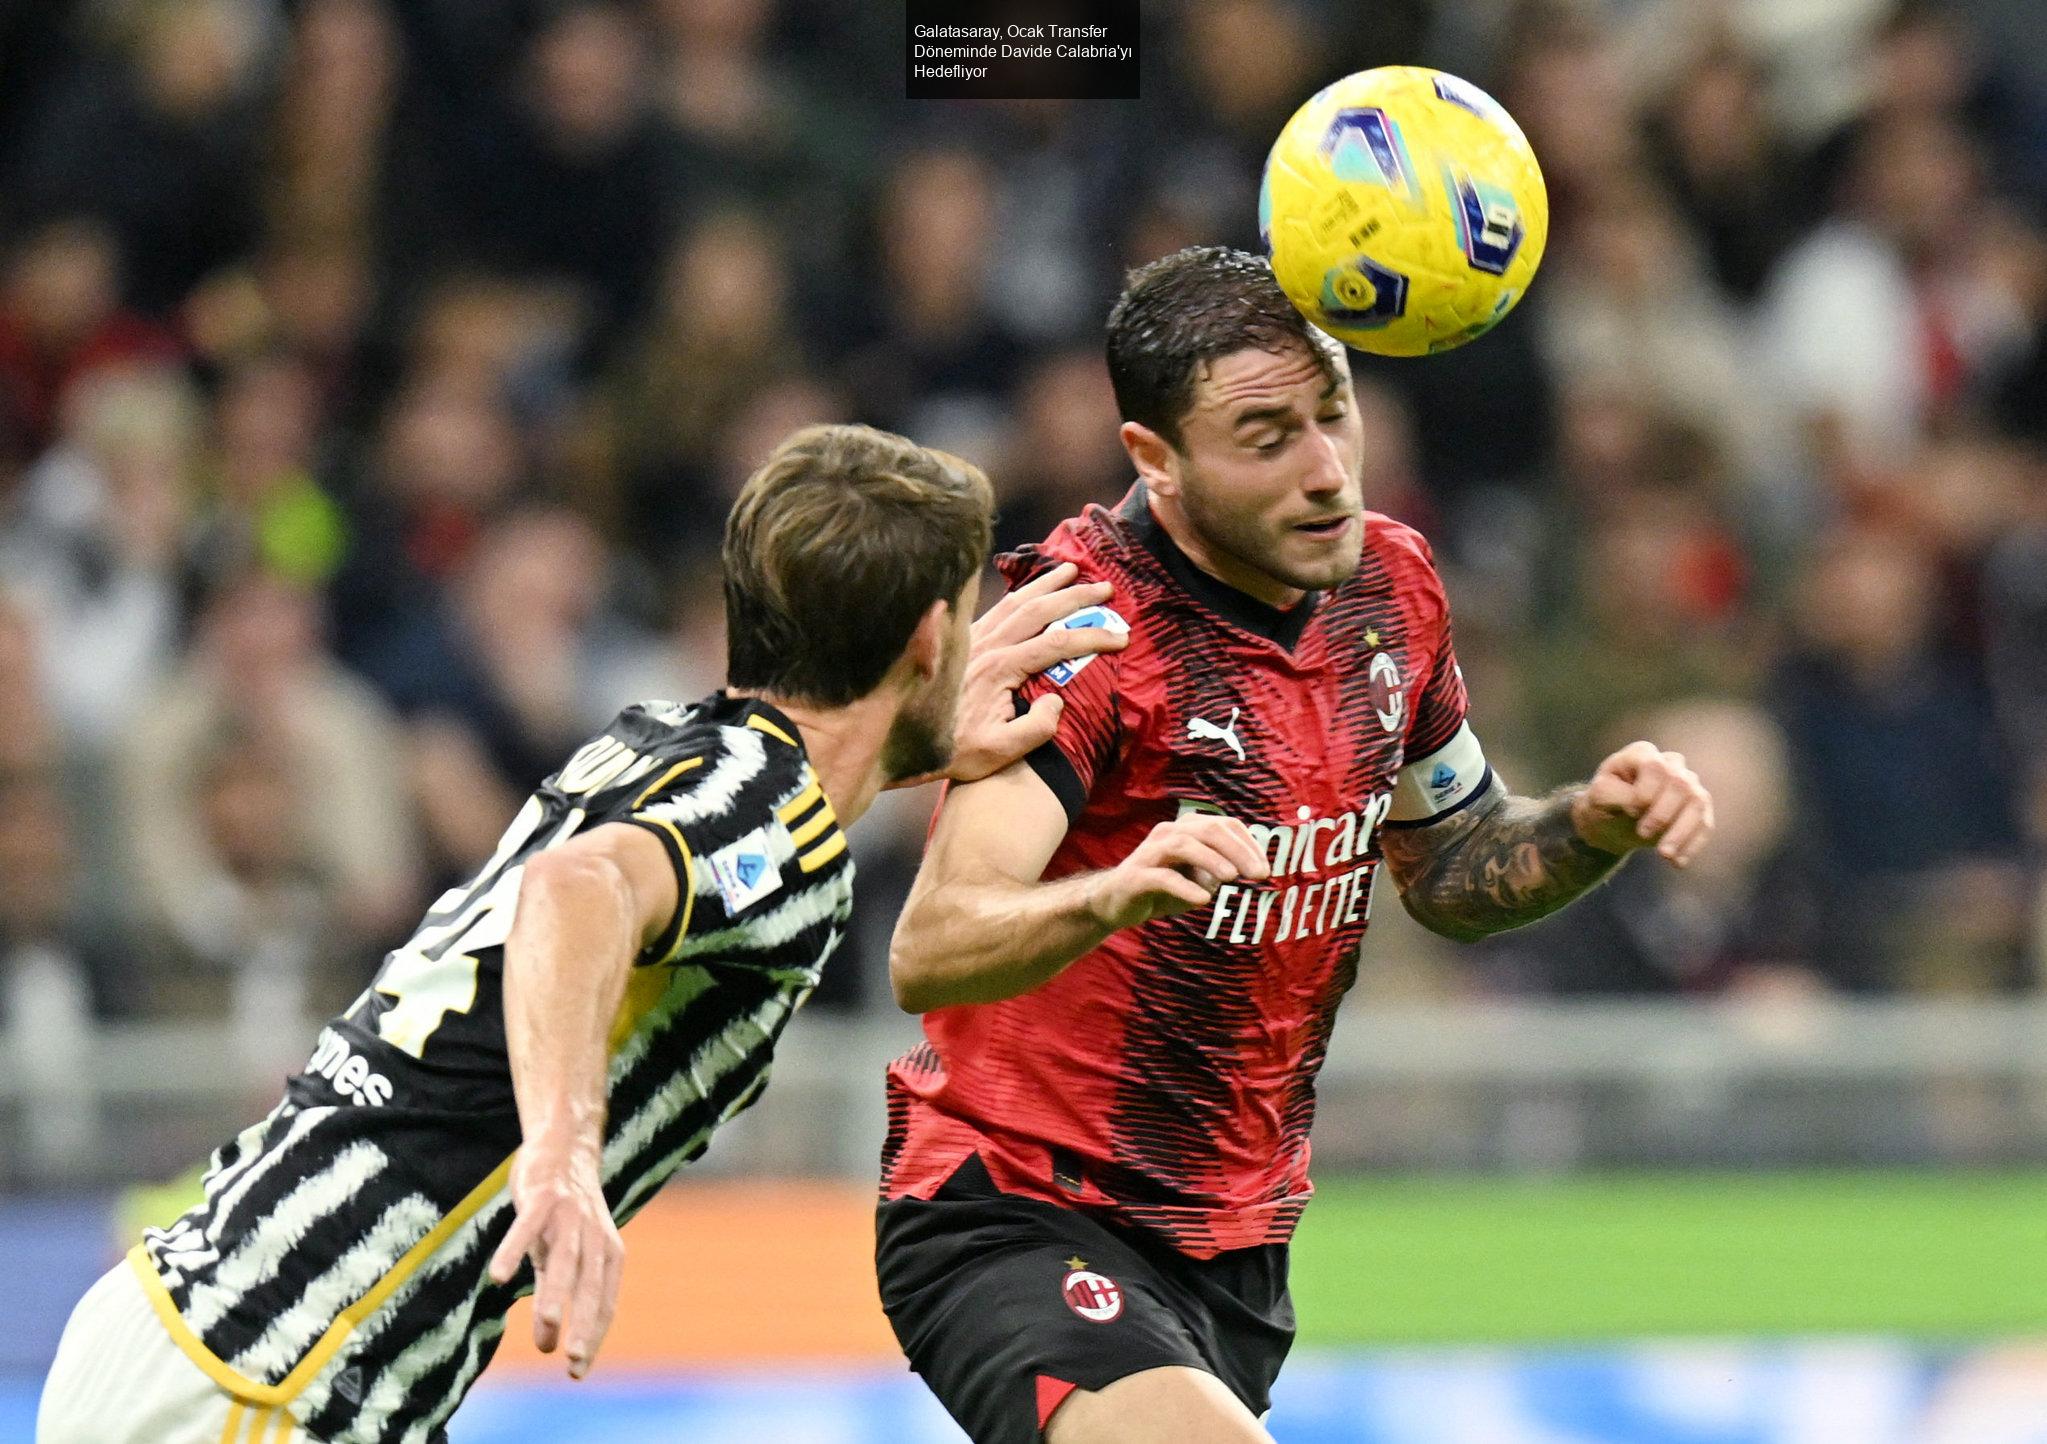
[730,688,895,828]
[1146,491,1305,611]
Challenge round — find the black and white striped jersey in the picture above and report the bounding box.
[134,692,854,1444]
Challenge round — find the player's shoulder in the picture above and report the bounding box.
[570,695,808,820]
[633,699,847,910]
[605,697,712,754]
[997,496,1161,688]
[995,497,1135,590]
[1360,511,1442,575]
[607,693,796,756]
[598,697,740,782]
[1354,512,1451,605]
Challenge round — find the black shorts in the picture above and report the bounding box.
[875,1156,1294,1444]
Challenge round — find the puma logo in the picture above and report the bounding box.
[1187,708,1245,762]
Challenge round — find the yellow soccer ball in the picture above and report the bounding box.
[1260,66,1549,357]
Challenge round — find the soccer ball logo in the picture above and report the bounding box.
[1260,66,1548,356]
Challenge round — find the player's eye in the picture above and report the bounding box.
[1318,405,1350,426]
[1248,432,1288,454]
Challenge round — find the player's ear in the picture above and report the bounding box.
[901,597,950,685]
[1120,421,1179,499]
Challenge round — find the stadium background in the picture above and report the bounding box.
[2,0,2045,1438]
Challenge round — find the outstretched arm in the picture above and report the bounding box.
[488,823,678,1379]
[1380,741,1713,943]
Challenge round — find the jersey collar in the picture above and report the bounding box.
[1117,485,1321,651]
[709,691,807,751]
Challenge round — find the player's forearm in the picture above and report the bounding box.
[502,853,640,1161]
[889,870,1116,1012]
[1378,778,1624,943]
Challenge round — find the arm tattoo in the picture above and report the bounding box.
[1377,775,1625,943]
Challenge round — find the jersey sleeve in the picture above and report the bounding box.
[616,728,845,967]
[1404,617,1470,760]
[1016,601,1130,827]
[1384,527,1492,828]
[615,756,710,965]
[1387,625,1491,827]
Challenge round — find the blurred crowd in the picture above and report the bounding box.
[0,0,2042,1046]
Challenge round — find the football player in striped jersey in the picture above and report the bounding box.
[877,249,1716,1444]
[39,423,1126,1444]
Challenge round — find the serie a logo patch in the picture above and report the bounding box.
[1041,605,1130,686]
[707,828,783,914]
[1061,1264,1123,1323]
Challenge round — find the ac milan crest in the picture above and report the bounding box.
[1367,651,1406,734]
[1061,1267,1123,1323]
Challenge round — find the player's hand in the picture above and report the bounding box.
[933,562,1130,786]
[487,1143,624,1380]
[1088,814,1272,930]
[1570,740,1715,867]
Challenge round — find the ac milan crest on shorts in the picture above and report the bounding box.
[1060,1268,1123,1323]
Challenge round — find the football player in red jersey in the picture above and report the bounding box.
[875,248,1716,1444]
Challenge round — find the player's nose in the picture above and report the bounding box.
[1298,426,1350,497]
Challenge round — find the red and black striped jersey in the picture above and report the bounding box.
[883,487,1487,1257]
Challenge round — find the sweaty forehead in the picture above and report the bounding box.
[1190,340,1347,423]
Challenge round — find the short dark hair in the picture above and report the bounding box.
[1105,245,1333,449]
[723,423,993,706]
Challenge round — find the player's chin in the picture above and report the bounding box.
[882,711,955,784]
[1274,524,1364,589]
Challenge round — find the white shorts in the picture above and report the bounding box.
[39,1260,316,1444]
